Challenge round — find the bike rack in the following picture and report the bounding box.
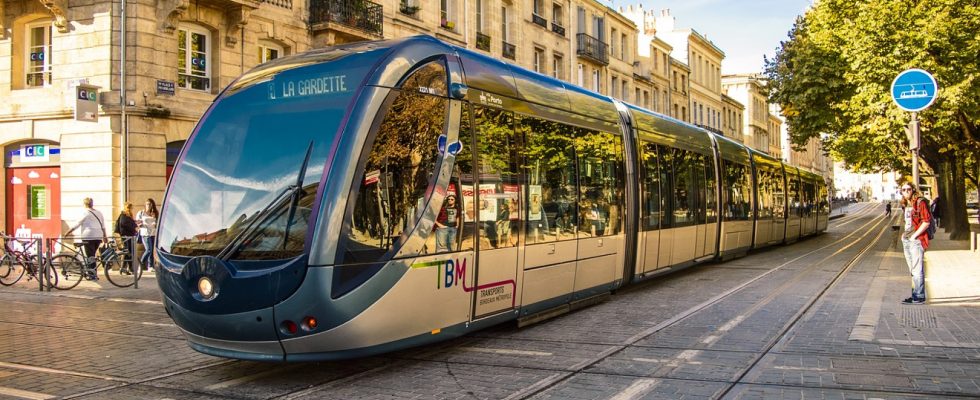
[1,235,48,292]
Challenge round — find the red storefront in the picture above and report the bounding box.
[4,142,61,240]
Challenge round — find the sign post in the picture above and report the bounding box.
[891,69,937,191]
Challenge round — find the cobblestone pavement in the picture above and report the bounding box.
[1,202,978,399]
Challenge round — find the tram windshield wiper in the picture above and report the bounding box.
[216,141,315,261]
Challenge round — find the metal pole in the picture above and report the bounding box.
[911,112,920,191]
[120,0,128,204]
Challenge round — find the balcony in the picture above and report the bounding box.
[532,13,547,27]
[476,32,491,51]
[310,0,383,40]
[576,33,608,65]
[502,41,516,60]
[551,22,565,37]
[398,3,419,15]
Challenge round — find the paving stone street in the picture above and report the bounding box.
[1,202,978,399]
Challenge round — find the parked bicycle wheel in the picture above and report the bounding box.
[51,255,84,290]
[0,253,25,286]
[25,255,57,289]
[104,251,137,287]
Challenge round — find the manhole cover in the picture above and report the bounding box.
[835,373,913,388]
[901,308,938,328]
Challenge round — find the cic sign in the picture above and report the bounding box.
[75,83,101,122]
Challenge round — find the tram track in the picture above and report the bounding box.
[503,209,893,399]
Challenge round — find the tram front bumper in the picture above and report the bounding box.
[163,296,284,362]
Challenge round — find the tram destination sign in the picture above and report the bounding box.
[891,69,937,112]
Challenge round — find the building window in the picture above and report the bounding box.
[610,28,618,57]
[552,3,563,27]
[501,6,510,42]
[476,0,484,32]
[178,25,211,91]
[592,70,600,93]
[621,33,627,60]
[533,47,545,73]
[578,63,584,86]
[621,80,628,101]
[25,21,53,87]
[635,88,640,105]
[441,0,457,30]
[553,53,563,79]
[257,42,284,64]
[611,76,618,98]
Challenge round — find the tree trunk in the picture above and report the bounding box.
[943,154,971,241]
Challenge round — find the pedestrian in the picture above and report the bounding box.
[114,202,138,274]
[65,197,107,280]
[899,183,931,305]
[136,198,159,271]
[930,195,943,229]
[434,195,459,253]
[885,202,892,217]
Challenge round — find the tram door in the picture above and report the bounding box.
[472,106,521,318]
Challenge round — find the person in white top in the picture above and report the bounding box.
[65,197,106,279]
[136,198,159,271]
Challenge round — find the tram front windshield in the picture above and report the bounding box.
[159,56,372,262]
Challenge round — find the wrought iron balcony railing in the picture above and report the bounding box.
[502,41,516,60]
[310,0,383,37]
[576,33,608,65]
[551,22,565,36]
[532,13,547,27]
[476,32,491,51]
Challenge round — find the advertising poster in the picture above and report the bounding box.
[528,185,542,221]
[478,184,497,221]
[461,184,476,222]
[503,184,520,220]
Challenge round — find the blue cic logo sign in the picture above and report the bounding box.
[891,69,937,112]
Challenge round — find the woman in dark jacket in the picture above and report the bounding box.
[115,202,138,274]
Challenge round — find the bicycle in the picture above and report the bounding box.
[50,237,140,289]
[0,235,57,288]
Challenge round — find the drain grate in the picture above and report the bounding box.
[901,308,939,328]
[835,373,913,388]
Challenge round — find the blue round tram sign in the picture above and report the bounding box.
[891,69,937,112]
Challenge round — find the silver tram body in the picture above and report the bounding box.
[157,36,829,362]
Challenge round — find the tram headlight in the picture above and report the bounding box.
[197,276,216,300]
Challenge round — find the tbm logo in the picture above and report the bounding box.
[438,258,467,289]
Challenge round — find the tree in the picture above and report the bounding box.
[765,0,980,239]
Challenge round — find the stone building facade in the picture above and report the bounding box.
[0,0,825,239]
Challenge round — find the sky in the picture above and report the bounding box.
[610,0,814,74]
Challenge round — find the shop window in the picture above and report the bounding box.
[178,24,211,91]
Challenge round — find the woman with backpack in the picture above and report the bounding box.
[899,183,931,305]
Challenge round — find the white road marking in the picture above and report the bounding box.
[0,386,56,400]
[0,361,119,381]
[609,378,660,400]
[458,347,552,356]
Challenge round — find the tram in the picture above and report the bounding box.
[157,36,828,362]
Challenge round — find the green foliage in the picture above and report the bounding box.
[765,0,980,174]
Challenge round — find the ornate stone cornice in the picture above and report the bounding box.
[224,6,252,47]
[39,0,70,33]
[157,0,189,34]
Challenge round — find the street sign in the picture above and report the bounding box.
[891,69,937,112]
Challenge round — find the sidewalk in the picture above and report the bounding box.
[925,224,980,306]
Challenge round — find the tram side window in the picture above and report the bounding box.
[802,180,815,217]
[818,181,829,215]
[694,152,708,224]
[787,175,801,217]
[723,161,751,221]
[577,128,624,237]
[773,169,786,219]
[343,89,448,264]
[756,167,774,219]
[425,104,475,254]
[476,106,521,250]
[659,147,675,229]
[704,154,718,223]
[640,141,661,231]
[522,116,577,244]
[672,149,697,227]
